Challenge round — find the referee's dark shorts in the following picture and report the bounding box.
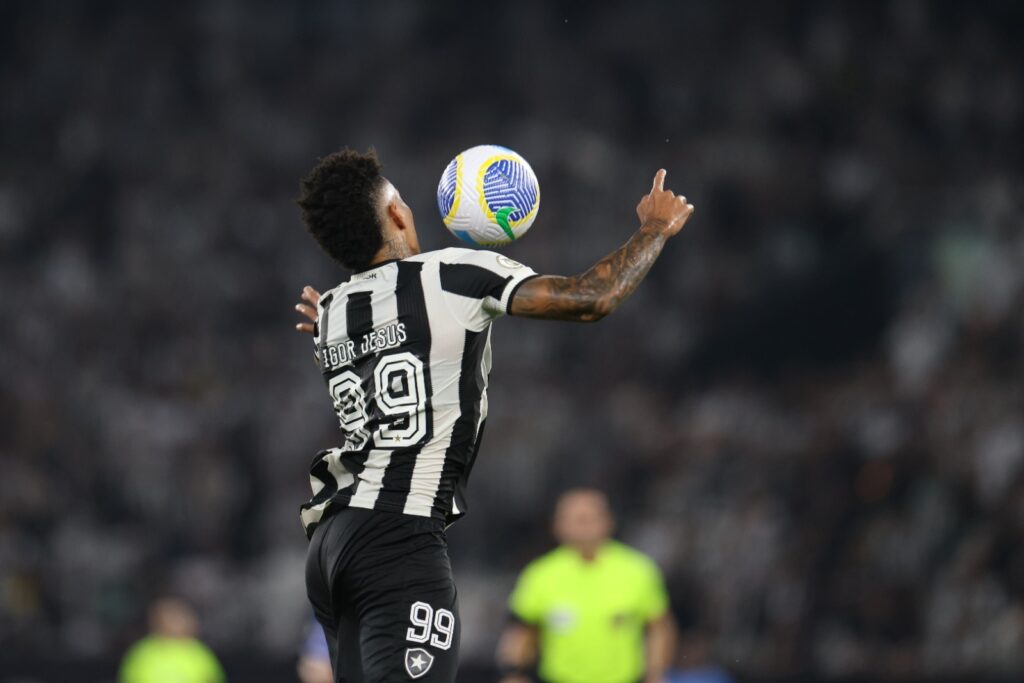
[305,507,460,682]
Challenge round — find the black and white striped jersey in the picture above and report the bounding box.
[300,247,538,537]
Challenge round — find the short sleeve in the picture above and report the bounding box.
[508,562,547,625]
[117,644,142,683]
[439,250,538,330]
[197,644,226,683]
[637,558,670,622]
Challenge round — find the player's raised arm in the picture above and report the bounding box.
[509,169,693,322]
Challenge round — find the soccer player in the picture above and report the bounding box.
[496,489,675,683]
[293,149,694,682]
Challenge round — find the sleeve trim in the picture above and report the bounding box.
[506,609,538,626]
[505,274,542,315]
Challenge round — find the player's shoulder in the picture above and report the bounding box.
[405,247,473,264]
[317,280,351,309]
[406,249,535,300]
[522,545,576,577]
[405,247,498,265]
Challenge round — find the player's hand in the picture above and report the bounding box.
[636,168,694,238]
[295,285,321,334]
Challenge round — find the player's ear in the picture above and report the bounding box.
[387,199,408,232]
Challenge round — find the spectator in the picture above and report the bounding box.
[296,615,333,683]
[666,631,735,683]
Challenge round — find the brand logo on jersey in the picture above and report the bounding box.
[353,270,380,280]
[404,647,434,679]
[547,607,577,633]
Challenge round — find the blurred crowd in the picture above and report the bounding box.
[1,0,1022,680]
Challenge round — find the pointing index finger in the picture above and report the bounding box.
[652,169,666,193]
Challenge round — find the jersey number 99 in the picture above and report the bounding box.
[406,601,455,651]
[328,351,428,450]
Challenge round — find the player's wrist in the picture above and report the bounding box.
[638,220,671,239]
[497,662,531,679]
[643,668,667,683]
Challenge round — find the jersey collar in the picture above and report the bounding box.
[353,259,399,274]
[565,540,613,565]
[351,259,399,281]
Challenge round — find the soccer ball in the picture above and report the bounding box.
[436,145,540,246]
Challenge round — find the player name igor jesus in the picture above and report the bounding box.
[320,322,408,369]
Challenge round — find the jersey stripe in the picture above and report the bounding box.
[316,292,334,361]
[299,449,356,531]
[309,291,361,527]
[319,290,349,376]
[346,292,373,349]
[372,262,433,512]
[338,291,375,479]
[432,328,489,520]
[348,280,402,510]
[403,260,457,517]
[459,327,493,517]
[439,263,511,300]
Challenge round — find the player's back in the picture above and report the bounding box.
[300,247,537,536]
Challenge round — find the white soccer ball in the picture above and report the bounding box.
[436,145,540,246]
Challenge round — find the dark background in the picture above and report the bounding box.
[2,0,1023,681]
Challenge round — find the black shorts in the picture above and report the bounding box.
[305,507,460,682]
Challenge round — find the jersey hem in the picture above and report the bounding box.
[303,496,448,536]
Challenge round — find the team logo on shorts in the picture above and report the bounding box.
[404,647,434,679]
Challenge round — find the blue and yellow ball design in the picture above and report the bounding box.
[437,145,540,246]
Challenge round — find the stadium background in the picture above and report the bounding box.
[2,0,1023,681]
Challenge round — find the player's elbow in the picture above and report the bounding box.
[580,296,617,321]
[576,303,609,322]
[497,622,538,668]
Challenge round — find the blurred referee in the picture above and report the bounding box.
[497,489,675,683]
[119,597,225,683]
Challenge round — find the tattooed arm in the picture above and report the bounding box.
[510,169,695,322]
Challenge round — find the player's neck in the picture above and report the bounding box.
[370,233,415,265]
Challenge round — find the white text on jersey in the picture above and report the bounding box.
[321,322,408,369]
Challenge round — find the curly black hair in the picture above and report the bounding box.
[297,148,385,271]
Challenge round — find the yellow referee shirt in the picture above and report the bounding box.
[509,541,669,683]
[119,636,225,683]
